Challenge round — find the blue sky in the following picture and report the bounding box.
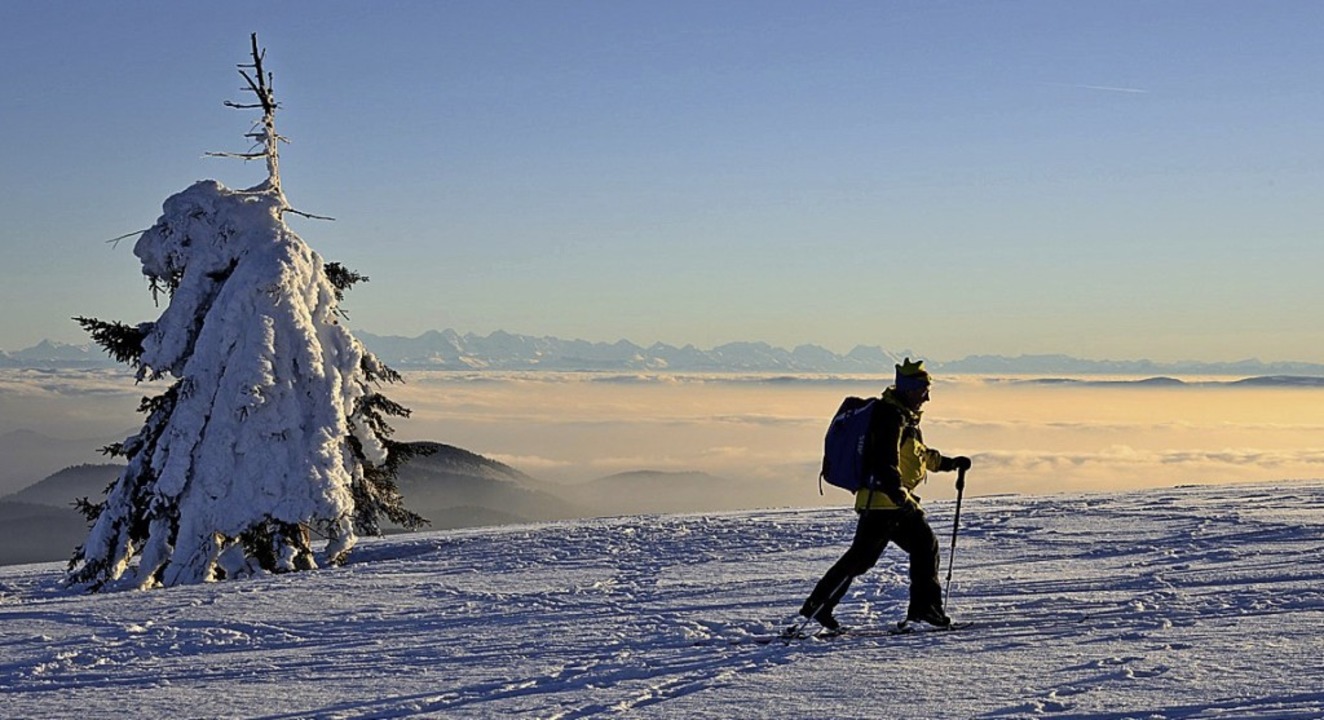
[2,1,1320,362]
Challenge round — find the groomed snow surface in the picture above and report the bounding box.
[3,480,1322,719]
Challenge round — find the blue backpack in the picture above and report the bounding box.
[819,396,878,494]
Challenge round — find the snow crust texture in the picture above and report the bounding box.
[5,480,1322,719]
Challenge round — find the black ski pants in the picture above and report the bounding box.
[805,508,943,620]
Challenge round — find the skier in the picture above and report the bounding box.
[798,358,971,632]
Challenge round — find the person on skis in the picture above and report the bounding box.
[798,358,971,632]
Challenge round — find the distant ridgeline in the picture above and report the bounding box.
[5,331,1324,376]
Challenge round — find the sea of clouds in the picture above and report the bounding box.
[3,368,1322,504]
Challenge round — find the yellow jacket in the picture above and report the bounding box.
[854,389,947,511]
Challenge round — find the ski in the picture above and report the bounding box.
[799,621,974,640]
[767,621,971,642]
[886,620,974,636]
[742,625,846,645]
[691,626,816,646]
[702,620,972,647]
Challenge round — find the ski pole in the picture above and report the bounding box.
[943,467,966,608]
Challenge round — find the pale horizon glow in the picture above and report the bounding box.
[388,373,1324,502]
[2,2,1322,363]
[9,369,1319,504]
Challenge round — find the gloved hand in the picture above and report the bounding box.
[952,456,971,492]
[898,499,924,519]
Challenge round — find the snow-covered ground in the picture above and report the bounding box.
[2,480,1321,719]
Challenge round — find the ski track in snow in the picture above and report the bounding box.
[2,480,1322,719]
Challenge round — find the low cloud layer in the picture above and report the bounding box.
[4,369,1321,505]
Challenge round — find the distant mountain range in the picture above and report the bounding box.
[0,339,110,368]
[4,330,1323,375]
[0,429,127,497]
[356,330,908,372]
[0,463,120,566]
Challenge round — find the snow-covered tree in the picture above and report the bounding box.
[67,35,426,592]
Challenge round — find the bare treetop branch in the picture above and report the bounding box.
[204,33,331,221]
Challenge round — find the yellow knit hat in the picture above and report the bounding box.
[895,357,931,392]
